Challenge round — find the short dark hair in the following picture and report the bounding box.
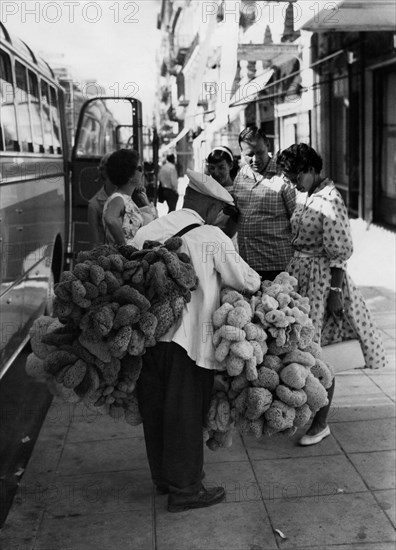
[166,154,175,163]
[106,149,140,187]
[207,146,234,165]
[238,126,269,147]
[276,143,323,174]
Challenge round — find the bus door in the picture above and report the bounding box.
[69,97,143,261]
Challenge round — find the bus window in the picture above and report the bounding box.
[15,60,33,152]
[50,86,62,153]
[77,115,101,156]
[104,120,116,153]
[40,80,53,153]
[0,51,18,151]
[28,70,44,153]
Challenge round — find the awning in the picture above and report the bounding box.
[295,0,396,32]
[230,68,274,115]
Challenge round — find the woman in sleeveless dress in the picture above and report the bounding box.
[103,149,149,246]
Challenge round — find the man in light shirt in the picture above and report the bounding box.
[234,126,296,280]
[132,170,260,513]
[158,153,179,212]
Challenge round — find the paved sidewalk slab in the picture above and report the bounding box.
[203,460,260,503]
[265,492,396,548]
[20,469,153,517]
[326,403,395,423]
[34,509,154,550]
[374,489,396,528]
[252,454,367,499]
[348,450,396,491]
[57,436,149,476]
[331,418,396,453]
[306,544,396,550]
[155,500,278,550]
[244,430,343,460]
[67,414,143,443]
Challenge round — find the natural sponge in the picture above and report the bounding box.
[213,303,234,328]
[253,366,279,391]
[311,359,334,389]
[283,349,316,368]
[264,400,296,432]
[280,363,309,389]
[25,353,46,379]
[29,316,57,359]
[246,387,273,420]
[276,385,307,408]
[293,403,312,427]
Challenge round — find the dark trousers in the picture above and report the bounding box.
[162,187,178,212]
[256,269,282,281]
[137,342,214,495]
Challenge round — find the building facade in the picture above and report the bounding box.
[156,0,396,230]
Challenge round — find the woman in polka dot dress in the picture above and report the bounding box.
[276,144,387,446]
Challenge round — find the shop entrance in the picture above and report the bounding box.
[374,66,396,229]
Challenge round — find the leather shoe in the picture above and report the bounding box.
[299,425,331,446]
[167,486,225,513]
[155,470,206,495]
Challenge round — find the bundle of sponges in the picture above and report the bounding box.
[26,315,143,423]
[207,274,335,448]
[53,239,197,335]
[26,239,198,421]
[253,272,316,354]
[212,288,268,382]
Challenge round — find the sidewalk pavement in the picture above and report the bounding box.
[1,221,395,550]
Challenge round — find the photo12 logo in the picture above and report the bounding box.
[1,1,140,24]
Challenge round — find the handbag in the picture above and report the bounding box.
[321,313,365,373]
[322,340,365,373]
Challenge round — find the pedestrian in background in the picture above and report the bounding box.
[233,126,296,280]
[206,146,239,240]
[102,149,146,246]
[132,170,260,513]
[206,146,235,192]
[158,154,179,212]
[276,143,387,446]
[88,153,155,246]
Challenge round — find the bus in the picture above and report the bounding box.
[0,22,147,378]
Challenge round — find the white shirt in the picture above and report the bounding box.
[158,161,178,191]
[132,209,260,370]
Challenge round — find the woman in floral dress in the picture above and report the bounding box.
[276,143,387,446]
